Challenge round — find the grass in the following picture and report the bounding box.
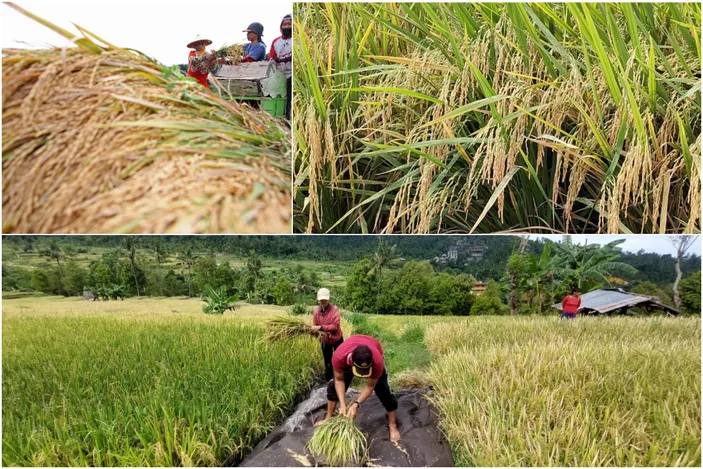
[2,298,321,466]
[293,2,701,234]
[2,4,290,234]
[425,316,702,466]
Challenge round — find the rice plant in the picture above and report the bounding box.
[2,312,322,466]
[2,4,291,234]
[293,3,701,234]
[307,415,368,466]
[265,315,323,342]
[425,316,702,466]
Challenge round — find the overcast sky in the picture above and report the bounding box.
[2,0,292,65]
[523,235,701,257]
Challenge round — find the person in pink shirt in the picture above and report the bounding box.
[314,334,401,442]
[561,287,582,319]
[312,288,344,381]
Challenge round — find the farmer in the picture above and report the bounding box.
[315,334,401,442]
[269,14,293,120]
[312,288,344,381]
[561,287,582,319]
[186,35,218,87]
[242,22,266,62]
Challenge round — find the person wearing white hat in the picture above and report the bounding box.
[186,35,217,87]
[312,287,344,382]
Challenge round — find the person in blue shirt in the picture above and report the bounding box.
[242,22,266,62]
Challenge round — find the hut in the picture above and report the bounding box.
[553,288,679,316]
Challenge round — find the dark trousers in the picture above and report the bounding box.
[326,367,398,412]
[561,312,577,320]
[285,77,292,121]
[321,337,344,382]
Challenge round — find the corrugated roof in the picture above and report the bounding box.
[553,289,678,314]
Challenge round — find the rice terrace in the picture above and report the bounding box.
[293,2,701,234]
[2,235,701,466]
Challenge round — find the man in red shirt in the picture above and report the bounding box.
[312,288,344,381]
[315,334,401,442]
[561,287,582,319]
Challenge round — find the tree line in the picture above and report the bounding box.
[4,235,698,287]
[340,238,701,316]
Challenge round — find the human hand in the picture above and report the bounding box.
[345,402,359,419]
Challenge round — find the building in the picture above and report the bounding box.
[472,281,487,296]
[552,289,679,316]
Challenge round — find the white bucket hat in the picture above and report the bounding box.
[317,288,331,301]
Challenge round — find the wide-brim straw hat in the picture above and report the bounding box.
[187,35,213,48]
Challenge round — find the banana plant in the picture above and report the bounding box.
[201,284,239,315]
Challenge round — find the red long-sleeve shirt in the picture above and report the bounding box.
[312,304,343,344]
[562,295,581,313]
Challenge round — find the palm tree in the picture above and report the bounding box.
[552,239,637,291]
[367,238,400,308]
[178,248,198,297]
[669,236,698,310]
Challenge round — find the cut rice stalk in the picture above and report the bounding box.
[307,415,368,467]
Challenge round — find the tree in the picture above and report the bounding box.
[153,238,168,264]
[368,238,400,309]
[470,280,507,315]
[30,270,51,293]
[669,236,697,310]
[122,238,141,296]
[178,248,198,297]
[631,281,673,306]
[193,257,218,295]
[552,239,637,291]
[524,243,555,314]
[63,261,87,296]
[272,276,294,305]
[246,250,263,293]
[505,253,527,315]
[679,271,701,314]
[40,241,64,294]
[346,258,377,313]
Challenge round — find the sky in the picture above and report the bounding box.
[523,235,702,257]
[2,0,292,65]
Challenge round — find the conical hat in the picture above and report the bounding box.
[187,35,212,48]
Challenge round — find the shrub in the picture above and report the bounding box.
[289,303,310,316]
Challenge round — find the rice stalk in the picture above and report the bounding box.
[307,415,368,466]
[293,2,701,234]
[265,316,322,342]
[2,4,291,234]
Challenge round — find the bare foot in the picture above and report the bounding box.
[314,416,330,427]
[389,424,401,442]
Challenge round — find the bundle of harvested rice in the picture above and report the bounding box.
[216,43,244,64]
[265,316,322,342]
[307,415,368,466]
[2,4,290,234]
